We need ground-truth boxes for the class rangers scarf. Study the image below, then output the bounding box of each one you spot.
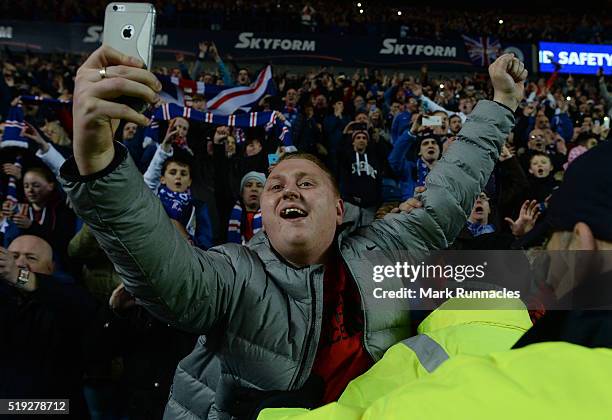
[148,102,292,146]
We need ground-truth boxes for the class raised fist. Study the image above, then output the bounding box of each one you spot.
[489,53,528,112]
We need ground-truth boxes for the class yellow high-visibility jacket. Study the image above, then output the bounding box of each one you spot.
[260,343,612,420]
[258,298,531,420]
[360,342,612,420]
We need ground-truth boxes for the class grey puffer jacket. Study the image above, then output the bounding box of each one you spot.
[60,100,514,419]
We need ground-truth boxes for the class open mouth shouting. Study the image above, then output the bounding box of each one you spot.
[280,206,309,221]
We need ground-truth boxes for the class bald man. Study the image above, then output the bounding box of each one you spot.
[0,235,54,291]
[0,235,96,418]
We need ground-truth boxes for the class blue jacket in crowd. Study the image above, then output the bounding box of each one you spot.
[386,111,418,201]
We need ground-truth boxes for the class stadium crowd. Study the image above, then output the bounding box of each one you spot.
[0,33,611,420]
[1,0,610,43]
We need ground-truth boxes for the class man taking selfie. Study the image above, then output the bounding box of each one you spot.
[59,46,526,419]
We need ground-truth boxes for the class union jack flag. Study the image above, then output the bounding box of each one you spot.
[462,35,502,67]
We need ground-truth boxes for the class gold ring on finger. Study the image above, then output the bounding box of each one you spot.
[99,67,107,80]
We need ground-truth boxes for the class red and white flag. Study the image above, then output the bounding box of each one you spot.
[157,66,274,116]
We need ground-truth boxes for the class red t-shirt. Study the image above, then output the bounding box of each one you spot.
[310,257,373,403]
[244,211,256,241]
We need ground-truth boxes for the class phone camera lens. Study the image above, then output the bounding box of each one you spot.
[112,5,118,11]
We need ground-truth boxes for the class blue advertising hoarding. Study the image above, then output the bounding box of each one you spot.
[539,42,612,75]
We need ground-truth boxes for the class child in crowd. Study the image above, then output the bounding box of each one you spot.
[227,171,265,244]
[526,153,560,205]
[144,118,213,248]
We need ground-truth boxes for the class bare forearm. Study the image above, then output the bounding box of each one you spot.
[76,148,116,175]
[493,93,520,113]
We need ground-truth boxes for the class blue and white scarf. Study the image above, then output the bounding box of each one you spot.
[227,201,262,244]
[466,221,496,237]
[146,103,293,146]
[21,95,72,106]
[158,185,193,228]
[1,105,28,149]
[416,158,430,187]
[1,97,71,149]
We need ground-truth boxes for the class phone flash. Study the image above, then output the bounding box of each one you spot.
[566,96,571,101]
[439,83,444,89]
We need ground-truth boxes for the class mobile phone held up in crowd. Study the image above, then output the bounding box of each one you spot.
[604,117,610,130]
[422,115,442,127]
[268,153,280,166]
[103,3,156,112]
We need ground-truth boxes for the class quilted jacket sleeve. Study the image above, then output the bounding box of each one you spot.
[59,144,237,334]
[363,100,515,251]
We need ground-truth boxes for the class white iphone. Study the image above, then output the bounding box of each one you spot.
[422,115,442,127]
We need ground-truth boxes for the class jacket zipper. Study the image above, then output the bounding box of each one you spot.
[293,275,317,389]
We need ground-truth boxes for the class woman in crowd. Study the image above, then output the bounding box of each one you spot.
[1,166,75,267]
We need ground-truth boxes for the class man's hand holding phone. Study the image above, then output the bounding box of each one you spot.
[410,113,423,134]
[73,45,162,175]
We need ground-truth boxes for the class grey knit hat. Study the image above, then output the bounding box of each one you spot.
[240,171,266,191]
